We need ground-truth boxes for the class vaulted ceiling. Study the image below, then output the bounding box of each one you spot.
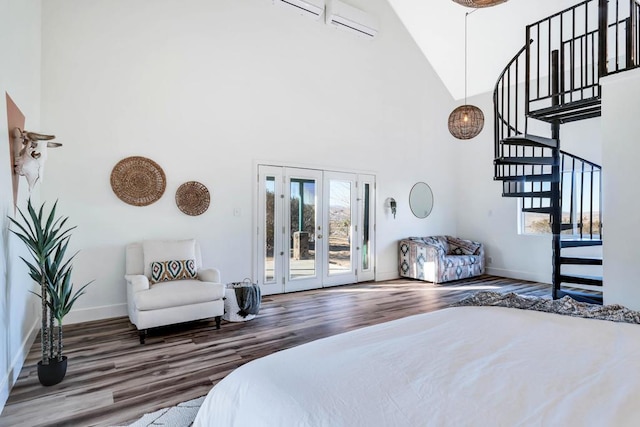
[387,0,584,100]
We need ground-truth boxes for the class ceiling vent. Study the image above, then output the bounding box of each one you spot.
[327,0,378,39]
[275,0,325,20]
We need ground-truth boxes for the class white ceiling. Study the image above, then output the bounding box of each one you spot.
[386,0,584,100]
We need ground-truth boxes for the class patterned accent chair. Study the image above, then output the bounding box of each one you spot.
[398,236,485,284]
[125,239,225,344]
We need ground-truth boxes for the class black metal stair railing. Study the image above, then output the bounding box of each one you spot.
[493,42,554,220]
[498,150,602,242]
[602,0,640,75]
[494,0,638,221]
[495,0,640,155]
[558,150,602,240]
[526,0,600,119]
[494,43,528,165]
[555,148,603,304]
[525,0,640,122]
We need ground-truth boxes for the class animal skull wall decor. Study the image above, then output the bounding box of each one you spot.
[13,127,62,191]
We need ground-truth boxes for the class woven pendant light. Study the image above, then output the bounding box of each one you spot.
[448,11,484,140]
[452,0,509,8]
[448,105,484,139]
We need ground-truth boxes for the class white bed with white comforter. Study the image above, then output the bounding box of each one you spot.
[194,301,640,426]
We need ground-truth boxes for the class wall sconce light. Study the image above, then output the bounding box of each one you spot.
[386,197,397,219]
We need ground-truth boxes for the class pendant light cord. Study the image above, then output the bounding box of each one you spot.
[464,9,478,106]
[464,12,467,105]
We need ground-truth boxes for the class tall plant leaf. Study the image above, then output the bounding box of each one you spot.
[8,198,92,364]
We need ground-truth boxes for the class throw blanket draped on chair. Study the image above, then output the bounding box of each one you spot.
[234,284,261,318]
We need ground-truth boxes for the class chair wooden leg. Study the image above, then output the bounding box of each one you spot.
[139,329,147,344]
[215,316,221,329]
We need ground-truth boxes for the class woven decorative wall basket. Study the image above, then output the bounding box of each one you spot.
[176,181,210,216]
[110,156,166,206]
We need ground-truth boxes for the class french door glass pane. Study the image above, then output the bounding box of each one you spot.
[290,179,316,280]
[328,179,352,276]
[362,183,370,270]
[264,176,275,283]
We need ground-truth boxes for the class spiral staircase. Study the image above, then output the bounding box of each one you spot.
[493,0,640,304]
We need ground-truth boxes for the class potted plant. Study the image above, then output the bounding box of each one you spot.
[8,199,92,386]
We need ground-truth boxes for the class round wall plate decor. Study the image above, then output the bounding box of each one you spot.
[110,156,166,206]
[176,181,210,216]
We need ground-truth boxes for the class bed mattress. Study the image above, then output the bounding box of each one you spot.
[194,305,640,426]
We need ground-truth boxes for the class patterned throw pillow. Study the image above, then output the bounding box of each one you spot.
[451,247,465,255]
[447,237,481,255]
[150,259,197,284]
[142,239,196,278]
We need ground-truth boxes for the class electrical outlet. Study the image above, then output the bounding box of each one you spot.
[233,208,241,217]
[487,256,493,265]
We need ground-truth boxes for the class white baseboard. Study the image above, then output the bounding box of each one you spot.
[485,267,551,285]
[0,317,39,413]
[376,268,549,285]
[64,303,128,325]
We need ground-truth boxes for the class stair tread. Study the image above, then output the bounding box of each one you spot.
[502,191,552,198]
[531,108,601,124]
[529,97,601,123]
[521,207,552,214]
[495,157,558,166]
[560,256,603,265]
[494,173,557,182]
[559,274,603,286]
[560,239,603,248]
[502,134,559,149]
[560,273,603,280]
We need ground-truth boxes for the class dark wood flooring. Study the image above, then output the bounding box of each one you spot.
[0,275,552,427]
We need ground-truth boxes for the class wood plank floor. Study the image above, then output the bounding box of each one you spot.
[0,275,552,427]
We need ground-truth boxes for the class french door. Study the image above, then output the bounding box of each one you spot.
[257,165,375,295]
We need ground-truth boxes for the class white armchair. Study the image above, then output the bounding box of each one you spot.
[125,239,225,344]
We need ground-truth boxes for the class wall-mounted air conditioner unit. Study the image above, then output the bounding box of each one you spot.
[274,0,325,20]
[326,0,378,39]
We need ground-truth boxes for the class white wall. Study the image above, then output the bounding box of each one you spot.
[0,0,42,411]
[453,90,552,283]
[601,67,640,310]
[39,0,459,323]
[388,0,594,100]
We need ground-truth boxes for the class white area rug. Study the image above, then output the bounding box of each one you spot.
[120,396,205,427]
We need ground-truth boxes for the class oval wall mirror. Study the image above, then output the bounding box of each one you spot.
[409,182,434,219]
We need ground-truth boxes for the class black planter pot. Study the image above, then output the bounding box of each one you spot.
[37,356,67,386]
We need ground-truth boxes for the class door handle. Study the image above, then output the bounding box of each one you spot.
[317,234,323,239]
